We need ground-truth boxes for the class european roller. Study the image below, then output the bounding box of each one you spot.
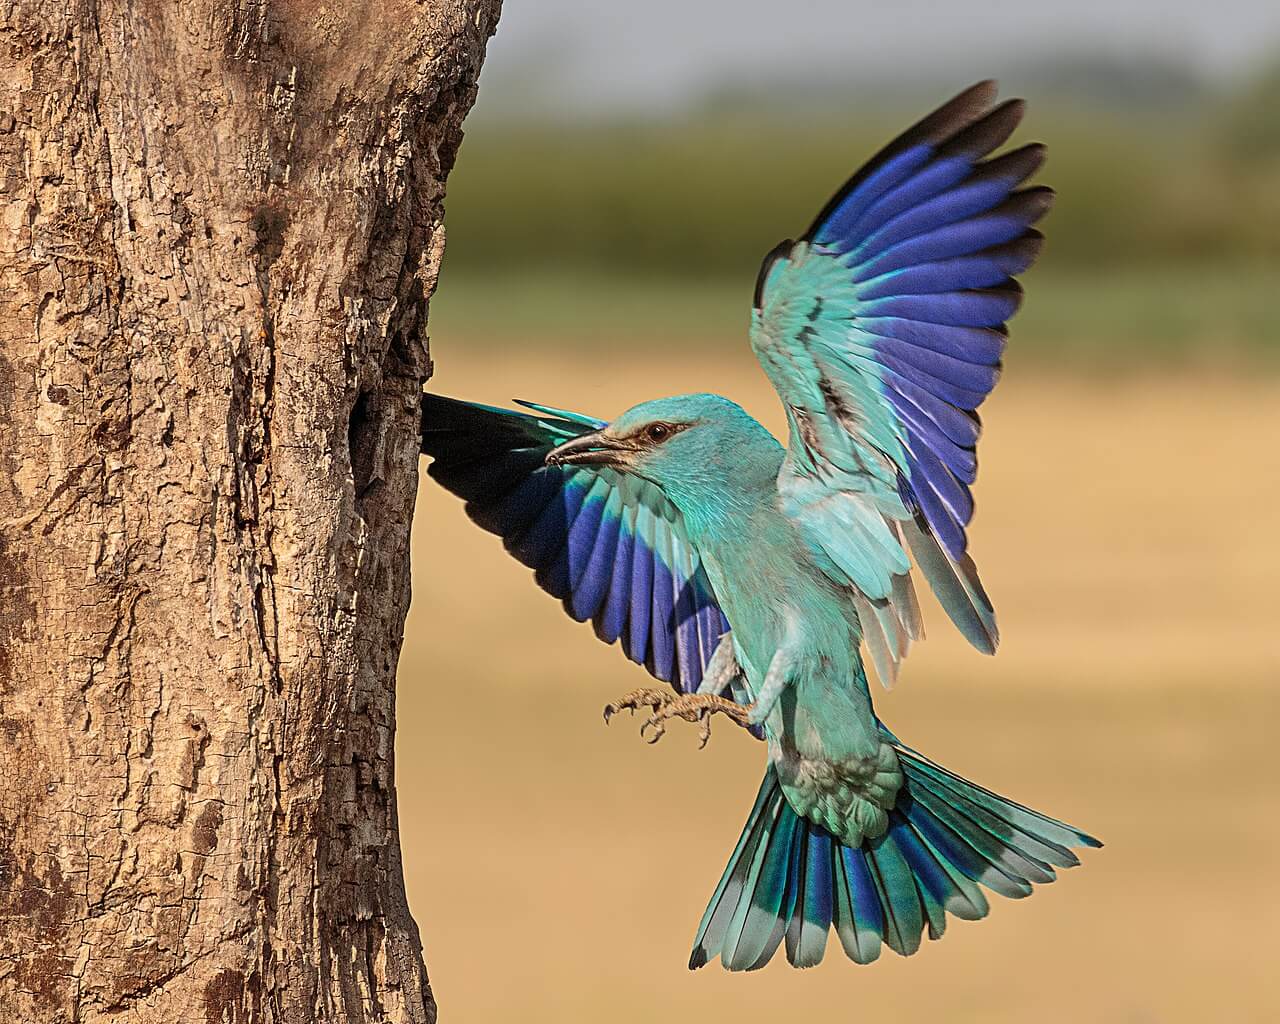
[421,82,1099,971]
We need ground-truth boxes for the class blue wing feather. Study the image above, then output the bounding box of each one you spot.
[648,527,677,681]
[595,506,633,643]
[852,190,1051,280]
[627,513,654,663]
[888,374,981,448]
[878,354,991,415]
[855,235,1041,298]
[872,334,1000,393]
[858,317,1007,364]
[566,477,609,592]
[840,155,974,243]
[422,393,727,696]
[582,531,619,612]
[817,146,935,243]
[572,495,619,621]
[859,285,1022,328]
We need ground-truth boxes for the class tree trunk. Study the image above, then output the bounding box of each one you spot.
[0,3,498,1021]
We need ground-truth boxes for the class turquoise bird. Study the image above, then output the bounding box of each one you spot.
[421,82,1098,971]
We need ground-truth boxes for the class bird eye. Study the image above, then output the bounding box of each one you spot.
[645,423,672,443]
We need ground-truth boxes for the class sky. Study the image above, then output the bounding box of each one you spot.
[478,0,1280,115]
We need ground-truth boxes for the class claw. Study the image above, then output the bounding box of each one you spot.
[697,711,713,750]
[640,716,667,744]
[603,688,754,747]
[603,687,676,730]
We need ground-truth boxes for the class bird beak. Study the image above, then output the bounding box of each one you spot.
[545,430,634,469]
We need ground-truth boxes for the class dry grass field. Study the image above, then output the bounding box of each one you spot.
[397,344,1280,1023]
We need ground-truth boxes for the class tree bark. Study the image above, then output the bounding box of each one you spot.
[0,3,498,1021]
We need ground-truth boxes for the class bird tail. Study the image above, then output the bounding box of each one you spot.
[689,739,1100,971]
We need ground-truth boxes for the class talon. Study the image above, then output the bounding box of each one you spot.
[603,690,754,747]
[641,716,667,743]
[697,711,713,749]
[602,687,674,728]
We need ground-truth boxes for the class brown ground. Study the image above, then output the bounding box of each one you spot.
[398,346,1280,1023]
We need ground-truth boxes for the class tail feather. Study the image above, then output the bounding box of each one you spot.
[903,750,1092,858]
[722,799,798,970]
[689,780,782,970]
[903,784,1044,895]
[900,815,991,922]
[786,829,835,967]
[887,817,958,937]
[691,742,1098,971]
[832,843,883,964]
[867,832,925,956]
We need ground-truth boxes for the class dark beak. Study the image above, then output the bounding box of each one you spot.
[545,430,633,469]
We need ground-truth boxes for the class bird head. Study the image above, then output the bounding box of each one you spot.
[544,393,780,513]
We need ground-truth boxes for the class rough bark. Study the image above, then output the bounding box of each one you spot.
[0,3,498,1021]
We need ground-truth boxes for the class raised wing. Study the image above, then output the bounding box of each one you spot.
[750,81,1052,681]
[421,394,730,695]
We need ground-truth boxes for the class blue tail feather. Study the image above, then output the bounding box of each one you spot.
[838,841,885,963]
[890,816,956,938]
[866,831,924,956]
[787,830,834,967]
[690,740,1098,971]
[688,780,780,971]
[722,799,798,970]
[903,783,1046,893]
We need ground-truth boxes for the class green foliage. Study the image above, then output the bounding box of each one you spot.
[444,106,1278,276]
[436,67,1279,363]
[1216,58,1280,162]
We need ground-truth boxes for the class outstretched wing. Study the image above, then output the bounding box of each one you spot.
[750,81,1052,683]
[421,393,730,695]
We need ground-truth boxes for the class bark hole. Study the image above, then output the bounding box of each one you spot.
[350,388,383,499]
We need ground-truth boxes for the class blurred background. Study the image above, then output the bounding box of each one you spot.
[399,2,1280,1021]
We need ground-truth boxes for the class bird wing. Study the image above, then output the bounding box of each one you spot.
[422,393,731,696]
[749,81,1052,684]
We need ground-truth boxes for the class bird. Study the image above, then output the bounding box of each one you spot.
[420,81,1099,971]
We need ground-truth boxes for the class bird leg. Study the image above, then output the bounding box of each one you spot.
[695,633,740,696]
[603,688,754,748]
[747,644,797,725]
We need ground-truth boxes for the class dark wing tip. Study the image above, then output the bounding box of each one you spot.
[986,278,1025,320]
[1008,228,1047,268]
[802,81,1008,242]
[753,239,795,310]
[1003,185,1057,225]
[1026,184,1056,215]
[973,142,1048,189]
[918,80,1002,145]
[939,98,1027,159]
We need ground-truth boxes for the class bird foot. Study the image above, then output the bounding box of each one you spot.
[603,688,754,748]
